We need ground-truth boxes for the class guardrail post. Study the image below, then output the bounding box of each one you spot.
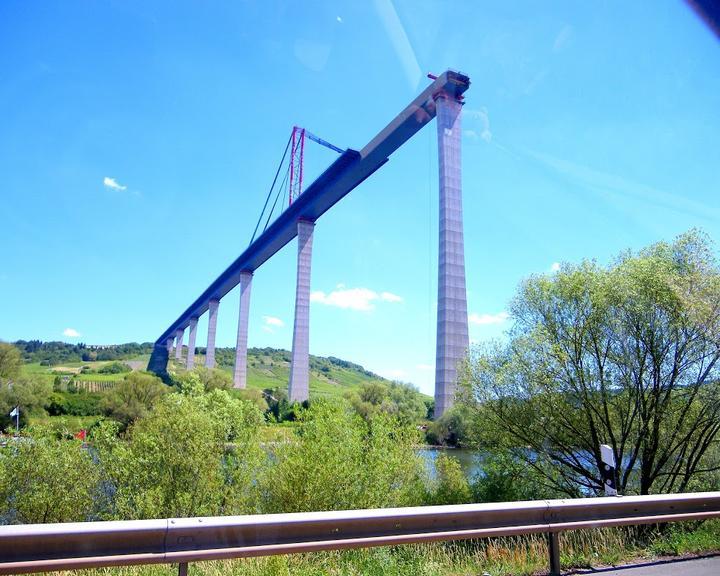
[547,531,561,576]
[178,562,188,576]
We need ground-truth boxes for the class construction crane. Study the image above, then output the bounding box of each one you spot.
[288,126,344,205]
[249,126,344,245]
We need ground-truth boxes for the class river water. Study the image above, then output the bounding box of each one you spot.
[417,447,484,481]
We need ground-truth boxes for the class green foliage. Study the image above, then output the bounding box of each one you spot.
[426,404,473,447]
[205,346,404,402]
[98,362,132,374]
[263,387,301,423]
[650,519,720,556]
[0,343,22,383]
[261,401,425,512]
[173,366,233,393]
[426,453,472,505]
[102,371,168,427]
[466,230,720,495]
[47,390,103,417]
[471,452,560,503]
[346,381,427,425]
[96,389,264,519]
[232,388,268,413]
[12,341,153,366]
[0,429,101,523]
[0,378,53,430]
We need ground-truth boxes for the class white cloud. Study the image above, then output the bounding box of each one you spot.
[311,286,403,311]
[63,328,81,338]
[380,291,403,303]
[469,311,509,326]
[551,262,561,272]
[262,326,274,334]
[336,16,343,23]
[464,107,492,142]
[263,316,284,327]
[416,364,433,371]
[103,176,127,191]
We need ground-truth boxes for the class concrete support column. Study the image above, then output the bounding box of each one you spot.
[206,298,220,368]
[166,338,173,354]
[233,271,253,389]
[175,328,184,361]
[434,93,469,419]
[186,317,198,370]
[288,219,314,403]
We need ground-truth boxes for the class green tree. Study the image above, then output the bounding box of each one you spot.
[466,230,720,495]
[0,343,22,383]
[98,362,132,374]
[0,430,102,523]
[427,453,472,505]
[471,452,559,503]
[0,378,52,431]
[346,381,427,425]
[426,404,473,447]
[102,371,168,428]
[97,389,264,519]
[174,366,233,392]
[261,401,424,513]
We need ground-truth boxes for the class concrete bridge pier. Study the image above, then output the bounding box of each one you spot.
[434,91,469,419]
[233,271,253,388]
[147,341,171,377]
[175,328,184,361]
[288,219,314,403]
[206,298,220,368]
[186,317,198,370]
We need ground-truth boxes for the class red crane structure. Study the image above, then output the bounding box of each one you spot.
[288,126,344,205]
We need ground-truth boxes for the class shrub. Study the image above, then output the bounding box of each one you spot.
[98,362,132,374]
[427,453,472,505]
[261,401,424,513]
[96,389,264,519]
[46,391,103,417]
[0,430,102,523]
[102,371,167,427]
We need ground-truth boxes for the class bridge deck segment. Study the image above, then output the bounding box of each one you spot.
[155,70,470,346]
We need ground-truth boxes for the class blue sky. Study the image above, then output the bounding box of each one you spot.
[1,1,719,394]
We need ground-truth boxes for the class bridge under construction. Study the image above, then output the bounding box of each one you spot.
[148,70,471,418]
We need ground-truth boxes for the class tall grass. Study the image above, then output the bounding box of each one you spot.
[66,522,720,576]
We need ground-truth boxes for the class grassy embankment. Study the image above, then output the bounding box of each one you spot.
[58,521,720,576]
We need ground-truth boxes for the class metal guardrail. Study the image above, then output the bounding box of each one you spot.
[1,492,719,575]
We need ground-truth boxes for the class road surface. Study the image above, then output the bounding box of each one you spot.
[570,555,720,575]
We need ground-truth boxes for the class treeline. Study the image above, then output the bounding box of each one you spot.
[0,391,478,524]
[13,341,154,365]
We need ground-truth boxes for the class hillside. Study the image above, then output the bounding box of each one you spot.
[14,341,423,401]
[169,346,409,399]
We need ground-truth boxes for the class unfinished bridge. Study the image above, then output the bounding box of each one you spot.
[148,70,471,418]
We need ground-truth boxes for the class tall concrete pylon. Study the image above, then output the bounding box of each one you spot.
[174,328,184,361]
[288,219,315,403]
[206,298,220,368]
[186,317,198,370]
[434,92,469,419]
[233,271,253,388]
